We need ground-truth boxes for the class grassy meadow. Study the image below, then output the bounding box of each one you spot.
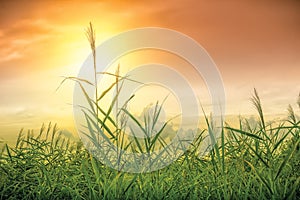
[0,94,299,199]
[1,24,299,199]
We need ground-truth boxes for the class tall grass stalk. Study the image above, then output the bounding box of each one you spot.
[86,22,98,117]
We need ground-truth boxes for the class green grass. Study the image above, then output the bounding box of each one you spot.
[0,96,299,199]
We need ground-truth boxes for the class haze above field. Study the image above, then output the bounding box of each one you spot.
[0,0,299,143]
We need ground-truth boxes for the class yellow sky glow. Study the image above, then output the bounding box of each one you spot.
[0,0,299,143]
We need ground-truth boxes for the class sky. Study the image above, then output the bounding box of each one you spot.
[0,0,299,143]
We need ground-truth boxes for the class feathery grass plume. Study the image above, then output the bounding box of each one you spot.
[287,104,297,125]
[251,88,266,131]
[85,22,98,117]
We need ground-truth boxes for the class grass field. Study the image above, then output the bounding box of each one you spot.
[0,94,299,199]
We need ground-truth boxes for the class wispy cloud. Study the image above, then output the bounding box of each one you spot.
[0,19,57,63]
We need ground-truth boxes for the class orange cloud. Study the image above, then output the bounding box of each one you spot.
[0,0,299,143]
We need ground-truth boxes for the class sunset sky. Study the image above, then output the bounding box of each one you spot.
[0,0,299,143]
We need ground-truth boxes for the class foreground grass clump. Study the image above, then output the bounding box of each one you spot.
[0,99,299,200]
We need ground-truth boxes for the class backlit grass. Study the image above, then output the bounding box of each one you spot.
[1,24,299,199]
[0,95,299,199]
